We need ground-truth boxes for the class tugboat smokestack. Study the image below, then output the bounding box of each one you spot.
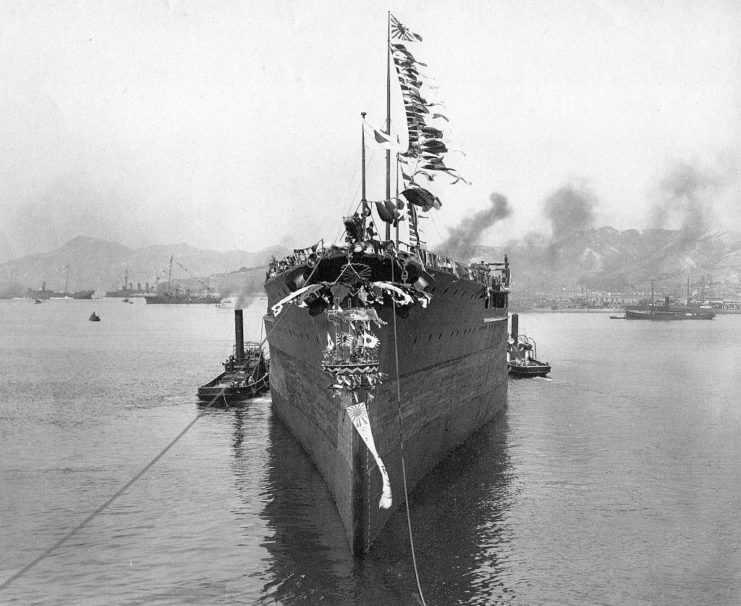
[234,309,245,362]
[511,313,519,342]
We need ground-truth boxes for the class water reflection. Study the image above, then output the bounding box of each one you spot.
[369,411,518,605]
[227,399,516,605]
[247,410,359,604]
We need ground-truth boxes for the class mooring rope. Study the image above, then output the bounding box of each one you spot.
[390,260,428,606]
[0,265,322,592]
[0,396,215,591]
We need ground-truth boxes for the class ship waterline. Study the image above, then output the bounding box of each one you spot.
[265,257,508,552]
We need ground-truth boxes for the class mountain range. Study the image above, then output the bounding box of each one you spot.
[0,236,288,298]
[2,228,741,300]
[469,227,741,298]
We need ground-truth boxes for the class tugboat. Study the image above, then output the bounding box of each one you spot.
[507,314,551,377]
[197,309,270,404]
[89,312,101,322]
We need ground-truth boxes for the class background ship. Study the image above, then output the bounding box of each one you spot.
[105,269,154,298]
[625,279,715,320]
[144,256,219,304]
[26,265,94,300]
[145,290,219,305]
[25,281,63,300]
[263,14,510,554]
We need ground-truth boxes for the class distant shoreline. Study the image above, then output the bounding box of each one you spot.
[510,308,620,314]
[511,307,741,315]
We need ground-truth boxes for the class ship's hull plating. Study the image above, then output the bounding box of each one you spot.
[265,264,508,553]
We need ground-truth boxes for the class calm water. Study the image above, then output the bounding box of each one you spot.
[1,299,740,604]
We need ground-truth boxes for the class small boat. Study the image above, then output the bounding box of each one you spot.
[507,313,551,377]
[609,315,625,319]
[34,299,42,304]
[123,298,130,303]
[89,312,101,322]
[507,357,551,377]
[197,310,270,405]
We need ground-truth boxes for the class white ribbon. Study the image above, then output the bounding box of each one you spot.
[346,402,392,509]
[372,281,416,306]
[271,285,313,316]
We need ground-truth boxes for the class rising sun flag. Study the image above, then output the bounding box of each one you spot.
[363,118,403,151]
[346,401,392,509]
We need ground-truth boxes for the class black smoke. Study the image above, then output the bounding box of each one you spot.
[543,184,598,242]
[650,161,719,240]
[439,192,512,261]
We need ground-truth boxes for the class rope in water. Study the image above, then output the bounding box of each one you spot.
[0,399,208,591]
[0,267,319,592]
[390,259,428,606]
[0,251,420,596]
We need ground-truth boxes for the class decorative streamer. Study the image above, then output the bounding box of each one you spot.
[390,14,468,188]
[346,402,393,509]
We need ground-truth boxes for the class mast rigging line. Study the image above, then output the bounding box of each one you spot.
[390,260,428,606]
[0,259,331,593]
[334,148,377,246]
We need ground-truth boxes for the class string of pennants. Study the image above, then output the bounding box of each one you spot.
[390,14,469,188]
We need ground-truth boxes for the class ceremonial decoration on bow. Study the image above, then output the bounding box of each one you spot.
[347,400,393,509]
[270,271,431,319]
[323,307,385,391]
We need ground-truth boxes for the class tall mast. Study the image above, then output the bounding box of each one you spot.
[394,155,400,247]
[361,112,368,232]
[167,256,173,293]
[385,11,391,241]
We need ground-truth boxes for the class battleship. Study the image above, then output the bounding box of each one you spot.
[105,269,154,298]
[263,14,510,554]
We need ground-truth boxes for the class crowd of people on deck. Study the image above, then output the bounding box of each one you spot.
[265,217,510,292]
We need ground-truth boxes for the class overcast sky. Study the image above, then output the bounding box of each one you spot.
[1,0,740,261]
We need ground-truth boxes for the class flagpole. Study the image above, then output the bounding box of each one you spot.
[395,154,400,247]
[385,10,391,242]
[361,112,368,232]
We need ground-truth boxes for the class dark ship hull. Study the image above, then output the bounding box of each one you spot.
[264,250,508,553]
[145,293,219,305]
[71,290,95,300]
[105,289,151,298]
[198,311,270,404]
[624,305,715,320]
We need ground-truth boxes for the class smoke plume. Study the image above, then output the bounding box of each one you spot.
[650,161,720,239]
[439,192,512,261]
[543,184,598,242]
